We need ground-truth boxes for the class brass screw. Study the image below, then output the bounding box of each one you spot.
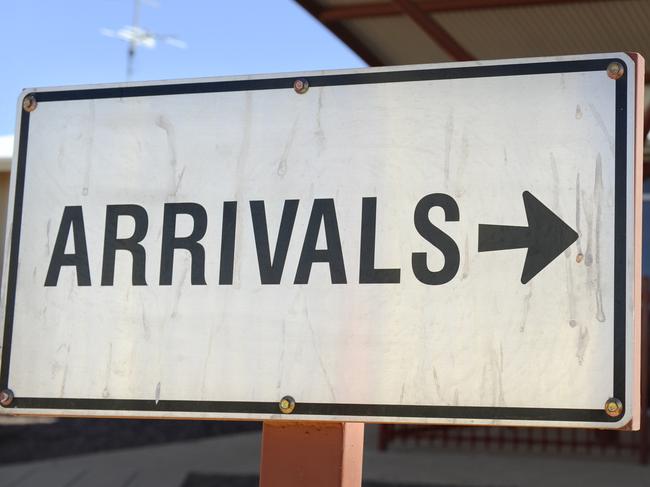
[607,62,624,80]
[279,395,296,414]
[0,389,14,407]
[604,397,623,417]
[22,95,37,112]
[293,78,309,94]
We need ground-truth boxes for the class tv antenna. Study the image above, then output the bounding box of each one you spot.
[101,0,187,80]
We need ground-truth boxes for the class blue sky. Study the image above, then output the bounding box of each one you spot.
[0,0,365,135]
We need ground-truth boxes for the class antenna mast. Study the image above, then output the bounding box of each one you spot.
[126,0,141,80]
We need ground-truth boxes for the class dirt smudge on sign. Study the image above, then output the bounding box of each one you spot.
[575,104,583,119]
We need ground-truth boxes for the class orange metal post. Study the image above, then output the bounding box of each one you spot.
[259,422,364,487]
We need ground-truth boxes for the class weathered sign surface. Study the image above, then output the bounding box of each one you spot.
[0,54,642,428]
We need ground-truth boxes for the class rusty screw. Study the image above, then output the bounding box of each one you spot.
[0,389,14,407]
[22,95,37,112]
[607,62,624,80]
[279,395,296,414]
[604,397,623,417]
[293,78,309,94]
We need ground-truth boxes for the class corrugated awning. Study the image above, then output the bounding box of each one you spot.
[296,0,650,167]
[296,0,650,70]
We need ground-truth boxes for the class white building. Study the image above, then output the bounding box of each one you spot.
[0,135,12,275]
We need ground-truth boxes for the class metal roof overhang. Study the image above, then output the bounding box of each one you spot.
[296,0,650,172]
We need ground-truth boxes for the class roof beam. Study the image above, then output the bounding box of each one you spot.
[295,0,384,66]
[320,0,619,23]
[394,0,475,61]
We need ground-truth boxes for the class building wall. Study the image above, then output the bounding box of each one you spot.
[0,172,9,278]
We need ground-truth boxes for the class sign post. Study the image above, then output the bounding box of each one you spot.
[259,422,364,487]
[0,53,644,483]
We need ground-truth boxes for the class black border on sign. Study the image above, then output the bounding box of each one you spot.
[0,58,629,423]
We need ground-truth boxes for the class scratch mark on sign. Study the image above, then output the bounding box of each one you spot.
[305,308,336,401]
[481,347,506,406]
[56,145,65,170]
[141,303,150,341]
[59,344,70,397]
[444,113,454,184]
[494,345,506,407]
[572,173,584,258]
[576,326,590,365]
[400,382,406,404]
[82,101,95,196]
[155,382,161,405]
[172,166,186,197]
[276,320,286,389]
[200,322,226,399]
[480,363,488,404]
[583,183,593,267]
[454,133,469,198]
[68,275,75,299]
[575,104,583,119]
[550,153,560,211]
[566,257,577,328]
[155,115,182,198]
[46,219,52,257]
[230,92,253,288]
[236,92,252,175]
[520,284,533,333]
[102,343,113,399]
[461,235,469,280]
[170,265,189,318]
[588,103,615,155]
[593,155,605,322]
[277,118,299,177]
[565,175,578,328]
[432,366,445,403]
[315,88,326,154]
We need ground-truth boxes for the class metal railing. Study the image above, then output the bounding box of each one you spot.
[378,279,650,464]
[379,421,649,463]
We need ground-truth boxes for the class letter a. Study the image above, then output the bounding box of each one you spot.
[44,206,91,286]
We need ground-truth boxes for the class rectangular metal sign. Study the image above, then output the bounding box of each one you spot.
[0,54,643,428]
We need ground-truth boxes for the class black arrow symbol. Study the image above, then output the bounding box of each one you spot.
[478,191,579,284]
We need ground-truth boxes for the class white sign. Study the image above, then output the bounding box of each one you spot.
[0,54,642,428]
